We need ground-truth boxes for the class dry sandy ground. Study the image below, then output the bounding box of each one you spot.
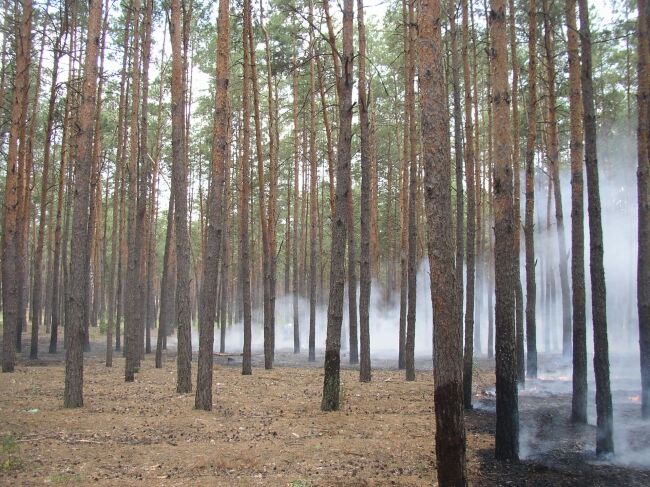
[1,338,649,486]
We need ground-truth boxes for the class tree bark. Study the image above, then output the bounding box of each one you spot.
[524,0,538,379]
[64,0,103,407]
[125,0,143,382]
[195,0,229,410]
[322,0,353,412]
[542,0,572,358]
[2,0,32,372]
[308,0,318,364]
[358,0,372,383]
[638,0,650,420]
[405,0,418,382]
[419,0,468,482]
[509,0,524,386]
[170,0,192,393]
[578,0,614,455]
[462,0,476,408]
[32,15,63,359]
[241,0,253,376]
[567,0,586,423]
[490,0,519,460]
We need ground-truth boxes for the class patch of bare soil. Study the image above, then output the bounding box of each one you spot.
[1,335,649,486]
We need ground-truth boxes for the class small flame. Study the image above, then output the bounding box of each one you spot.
[628,394,641,403]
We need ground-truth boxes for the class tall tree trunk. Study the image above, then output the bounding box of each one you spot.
[420,0,467,482]
[64,0,103,407]
[240,0,253,376]
[462,0,477,408]
[292,42,300,355]
[404,0,418,382]
[450,5,464,383]
[398,0,409,370]
[138,0,153,359]
[490,0,519,460]
[638,0,650,420]
[321,0,353,412]
[125,0,143,382]
[195,0,229,410]
[524,0,538,379]
[170,0,192,393]
[262,3,278,366]
[247,6,272,370]
[542,0,572,358]
[2,0,31,372]
[578,0,614,455]
[567,0,586,423]
[308,0,318,364]
[358,0,371,383]
[509,0,524,386]
[32,16,63,359]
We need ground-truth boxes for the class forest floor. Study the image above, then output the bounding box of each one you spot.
[1,331,650,486]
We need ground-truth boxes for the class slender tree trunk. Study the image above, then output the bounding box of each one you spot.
[462,0,476,408]
[450,6,464,384]
[398,0,409,370]
[138,0,153,359]
[170,0,192,393]
[308,0,318,364]
[292,43,300,355]
[524,0,538,379]
[490,0,519,460]
[638,0,650,420]
[64,0,103,407]
[195,0,229,410]
[405,0,418,382]
[578,0,614,455]
[358,0,371,382]
[2,0,31,372]
[509,0,524,386]
[542,0,572,358]
[262,4,278,366]
[420,0,467,482]
[32,18,63,359]
[247,7,272,370]
[125,0,143,382]
[322,0,353,412]
[241,0,253,376]
[567,0,586,423]
[347,181,359,365]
